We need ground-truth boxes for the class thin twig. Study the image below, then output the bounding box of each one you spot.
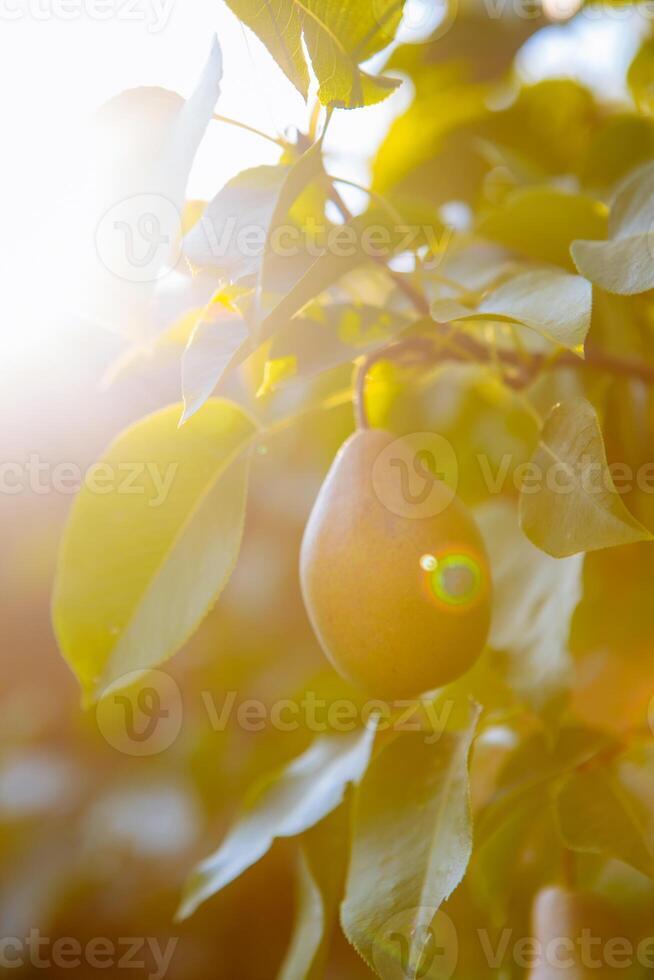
[212,113,285,148]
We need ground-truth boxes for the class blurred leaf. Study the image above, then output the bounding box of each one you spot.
[580,115,654,192]
[53,400,256,702]
[477,187,607,270]
[628,37,654,113]
[372,66,489,198]
[476,499,583,704]
[79,38,223,341]
[177,725,376,920]
[432,268,592,353]
[477,727,614,847]
[487,80,598,176]
[557,765,654,879]
[519,397,652,557]
[224,0,403,108]
[278,803,350,980]
[341,707,479,973]
[267,303,411,385]
[181,305,251,423]
[257,356,299,397]
[572,161,654,295]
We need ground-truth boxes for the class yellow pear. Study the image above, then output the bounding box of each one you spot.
[300,428,491,698]
[528,886,628,979]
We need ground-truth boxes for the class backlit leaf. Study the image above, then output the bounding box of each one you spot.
[53,400,256,702]
[177,724,376,920]
[224,0,404,108]
[181,305,251,423]
[519,397,652,557]
[572,160,654,295]
[431,269,592,353]
[78,38,223,341]
[341,707,479,974]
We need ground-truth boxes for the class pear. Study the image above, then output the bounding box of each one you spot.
[528,886,628,979]
[300,428,491,698]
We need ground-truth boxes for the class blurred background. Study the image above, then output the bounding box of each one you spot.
[1,0,653,975]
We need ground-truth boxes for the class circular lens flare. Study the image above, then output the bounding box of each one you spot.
[421,553,483,608]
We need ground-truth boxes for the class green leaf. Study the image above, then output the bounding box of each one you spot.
[177,725,376,920]
[519,397,652,557]
[557,764,654,879]
[572,161,654,295]
[278,803,350,980]
[341,707,479,974]
[431,268,592,354]
[52,400,256,703]
[476,500,583,704]
[477,187,607,271]
[181,305,251,423]
[224,0,404,108]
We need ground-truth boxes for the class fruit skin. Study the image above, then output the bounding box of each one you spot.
[300,428,491,699]
[528,887,627,979]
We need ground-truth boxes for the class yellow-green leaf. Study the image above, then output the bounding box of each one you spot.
[224,0,403,108]
[177,725,376,921]
[519,397,652,557]
[477,186,607,271]
[572,160,654,295]
[341,707,479,975]
[431,269,591,354]
[52,400,256,703]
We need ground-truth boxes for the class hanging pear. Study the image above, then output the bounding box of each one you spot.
[300,428,491,698]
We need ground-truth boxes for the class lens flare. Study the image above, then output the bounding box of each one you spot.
[421,552,483,608]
